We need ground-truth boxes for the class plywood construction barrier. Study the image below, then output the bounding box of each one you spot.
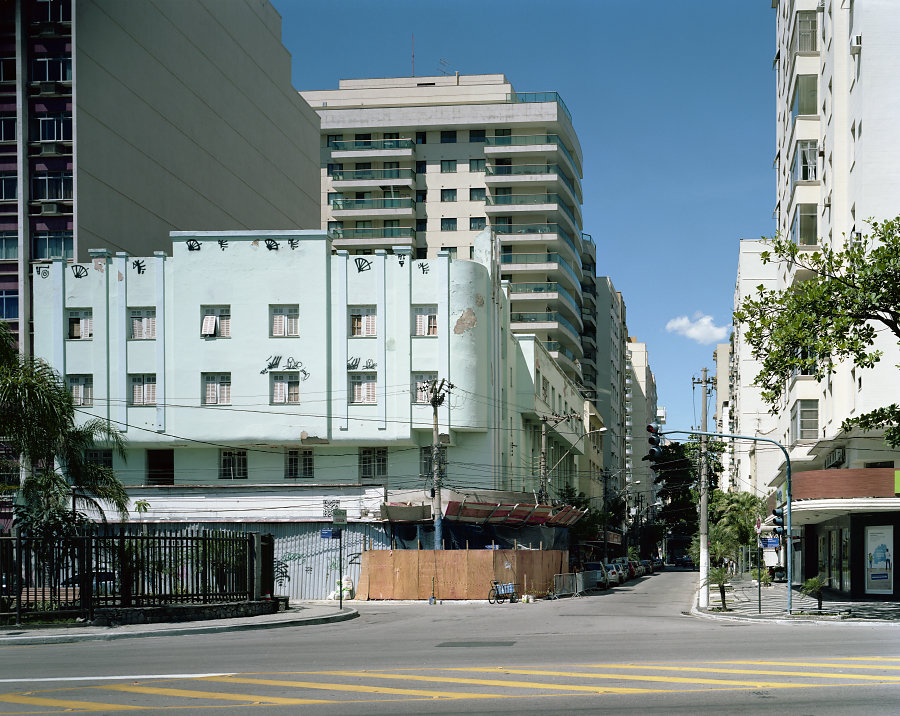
[356,548,569,600]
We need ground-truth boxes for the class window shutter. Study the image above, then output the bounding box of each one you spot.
[83,380,92,406]
[220,376,231,404]
[205,376,218,404]
[288,378,300,403]
[145,315,156,339]
[366,376,376,404]
[285,309,299,336]
[131,376,144,405]
[218,313,230,337]
[72,381,83,405]
[272,312,285,337]
[201,314,216,335]
[273,376,286,403]
[145,377,156,405]
[415,310,426,336]
[352,377,363,403]
[82,316,93,339]
[365,311,376,336]
[428,313,437,335]
[131,314,144,340]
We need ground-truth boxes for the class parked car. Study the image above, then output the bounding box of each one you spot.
[583,562,610,590]
[62,571,118,596]
[629,560,643,578]
[604,564,622,586]
[640,559,655,574]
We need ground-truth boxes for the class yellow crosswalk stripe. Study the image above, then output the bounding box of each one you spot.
[578,664,900,681]
[832,657,900,662]
[314,670,656,694]
[101,684,332,706]
[711,659,900,670]
[201,675,511,700]
[0,692,144,710]
[443,667,815,689]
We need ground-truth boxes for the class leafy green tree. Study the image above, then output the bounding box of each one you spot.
[733,217,900,446]
[0,320,129,536]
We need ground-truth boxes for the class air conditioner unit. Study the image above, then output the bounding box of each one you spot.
[40,142,62,156]
[39,82,57,95]
[850,35,862,54]
[40,202,59,215]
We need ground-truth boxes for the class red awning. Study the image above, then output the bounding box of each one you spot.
[443,500,584,527]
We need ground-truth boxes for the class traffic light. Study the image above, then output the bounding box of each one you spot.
[772,507,785,535]
[643,424,663,469]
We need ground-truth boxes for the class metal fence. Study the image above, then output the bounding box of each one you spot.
[0,529,255,624]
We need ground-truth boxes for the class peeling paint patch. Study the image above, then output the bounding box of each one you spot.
[475,294,484,307]
[118,271,124,282]
[92,259,105,273]
[454,307,477,334]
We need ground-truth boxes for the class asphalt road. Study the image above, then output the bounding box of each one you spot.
[1,570,899,715]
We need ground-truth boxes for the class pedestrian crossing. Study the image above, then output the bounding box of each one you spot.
[1,657,899,711]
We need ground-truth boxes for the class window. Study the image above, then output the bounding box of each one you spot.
[327,192,343,205]
[37,113,71,142]
[85,449,113,469]
[32,171,72,200]
[68,375,93,406]
[383,161,400,178]
[412,305,438,336]
[412,372,437,403]
[272,372,300,404]
[469,129,486,143]
[0,444,19,485]
[470,217,486,231]
[469,188,486,201]
[129,308,156,340]
[203,373,231,405]
[469,158,485,172]
[0,173,16,200]
[791,399,818,442]
[415,160,426,174]
[796,11,817,53]
[200,306,230,337]
[0,232,15,259]
[791,75,817,121]
[415,131,427,145]
[440,160,456,173]
[415,190,427,203]
[67,309,92,340]
[440,189,456,202]
[350,373,377,404]
[792,140,817,185]
[32,230,72,259]
[130,374,156,406]
[384,220,401,237]
[285,449,314,478]
[349,306,376,337]
[359,447,387,480]
[219,449,248,479]
[354,133,372,148]
[326,134,343,148]
[0,289,16,319]
[420,445,447,478]
[271,305,299,337]
[31,55,71,82]
[326,163,343,176]
[0,115,15,141]
[0,58,15,82]
[791,204,817,246]
[416,219,427,232]
[440,130,457,144]
[441,218,457,231]
[327,221,343,236]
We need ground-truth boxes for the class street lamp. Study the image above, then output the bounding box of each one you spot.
[541,426,607,503]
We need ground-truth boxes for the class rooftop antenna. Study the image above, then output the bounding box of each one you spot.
[411,33,414,77]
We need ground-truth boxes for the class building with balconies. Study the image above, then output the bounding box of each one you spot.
[625,339,659,510]
[594,277,628,486]
[732,1,900,598]
[300,75,596,397]
[0,0,321,348]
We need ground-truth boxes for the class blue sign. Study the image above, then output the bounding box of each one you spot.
[320,528,342,540]
[761,537,780,549]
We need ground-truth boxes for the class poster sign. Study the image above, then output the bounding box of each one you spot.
[865,525,893,595]
[760,537,780,549]
[332,508,347,526]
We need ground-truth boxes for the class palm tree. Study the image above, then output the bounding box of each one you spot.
[705,566,731,610]
[0,320,128,536]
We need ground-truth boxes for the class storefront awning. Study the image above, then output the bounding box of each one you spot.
[443,500,585,527]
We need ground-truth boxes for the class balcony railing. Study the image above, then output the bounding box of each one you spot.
[506,91,573,124]
[329,227,415,241]
[484,134,578,172]
[507,281,580,313]
[492,222,578,254]
[331,198,415,211]
[486,163,579,199]
[543,341,578,363]
[510,311,579,337]
[499,252,580,286]
[330,168,415,181]
[329,138,414,151]
[486,193,578,229]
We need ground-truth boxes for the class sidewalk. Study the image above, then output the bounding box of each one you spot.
[693,574,900,624]
[0,603,358,646]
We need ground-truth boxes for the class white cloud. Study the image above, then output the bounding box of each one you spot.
[665,313,730,345]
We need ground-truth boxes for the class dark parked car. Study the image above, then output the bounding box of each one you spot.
[62,571,118,596]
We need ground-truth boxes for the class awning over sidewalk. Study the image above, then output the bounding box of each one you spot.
[443,500,585,527]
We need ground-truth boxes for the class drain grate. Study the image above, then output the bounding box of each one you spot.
[437,641,515,648]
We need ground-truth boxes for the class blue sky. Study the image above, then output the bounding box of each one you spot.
[271,0,776,434]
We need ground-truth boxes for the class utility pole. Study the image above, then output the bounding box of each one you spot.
[429,379,453,550]
[602,470,609,562]
[695,367,712,608]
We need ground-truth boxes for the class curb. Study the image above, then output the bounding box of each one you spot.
[0,608,359,646]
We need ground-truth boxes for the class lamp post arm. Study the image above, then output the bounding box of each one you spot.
[660,428,793,614]
[548,428,607,475]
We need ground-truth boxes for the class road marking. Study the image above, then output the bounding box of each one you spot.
[443,667,813,689]
[202,675,510,700]
[314,670,655,694]
[577,664,900,682]
[0,692,144,710]
[101,684,332,705]
[0,673,235,684]
[704,660,900,672]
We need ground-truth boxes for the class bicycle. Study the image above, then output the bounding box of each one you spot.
[488,580,518,604]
